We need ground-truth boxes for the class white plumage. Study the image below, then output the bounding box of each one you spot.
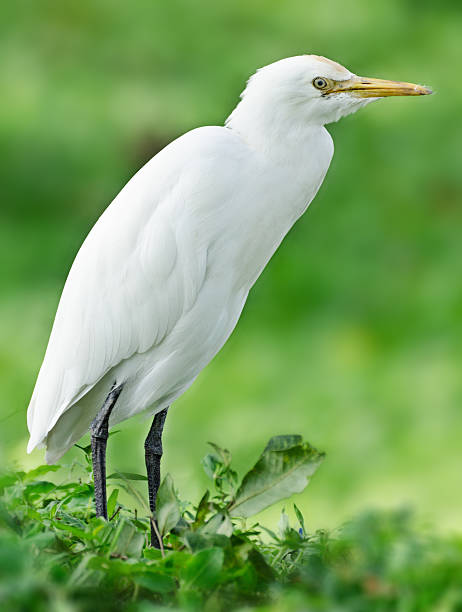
[27,55,430,463]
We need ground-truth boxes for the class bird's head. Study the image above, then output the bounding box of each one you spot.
[227,55,432,144]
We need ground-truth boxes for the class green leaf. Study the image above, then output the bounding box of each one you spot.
[0,473,20,491]
[23,465,60,482]
[107,472,148,481]
[107,488,119,518]
[143,547,163,561]
[181,547,224,589]
[201,454,220,481]
[216,514,233,536]
[134,572,176,593]
[157,474,180,536]
[25,532,56,549]
[24,481,56,496]
[75,443,92,455]
[108,519,145,558]
[201,512,233,537]
[193,490,210,528]
[113,482,149,512]
[53,520,90,540]
[183,532,229,553]
[88,556,146,575]
[256,524,280,542]
[207,442,232,467]
[228,435,325,518]
[247,548,276,582]
[278,508,290,538]
[294,503,306,534]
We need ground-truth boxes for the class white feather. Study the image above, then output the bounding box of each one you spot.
[27,56,345,463]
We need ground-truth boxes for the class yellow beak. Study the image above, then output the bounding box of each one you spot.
[330,76,432,98]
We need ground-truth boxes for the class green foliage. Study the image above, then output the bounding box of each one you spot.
[156,474,181,537]
[229,435,325,518]
[1,436,462,611]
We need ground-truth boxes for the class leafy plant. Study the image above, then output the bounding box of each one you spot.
[1,435,461,611]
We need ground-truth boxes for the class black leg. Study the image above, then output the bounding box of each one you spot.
[90,383,124,519]
[145,407,169,548]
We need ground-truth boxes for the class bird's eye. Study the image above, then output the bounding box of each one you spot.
[313,77,329,90]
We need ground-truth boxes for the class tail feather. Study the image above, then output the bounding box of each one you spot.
[41,375,113,464]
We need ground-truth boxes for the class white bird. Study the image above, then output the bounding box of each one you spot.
[27,55,430,545]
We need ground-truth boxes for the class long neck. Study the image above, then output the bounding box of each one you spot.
[225,95,325,162]
[224,89,334,291]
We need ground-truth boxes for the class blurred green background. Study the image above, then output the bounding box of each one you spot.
[1,0,461,531]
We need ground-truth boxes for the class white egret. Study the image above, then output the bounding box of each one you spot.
[27,55,431,546]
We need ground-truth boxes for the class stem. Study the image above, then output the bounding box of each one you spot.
[150,516,165,558]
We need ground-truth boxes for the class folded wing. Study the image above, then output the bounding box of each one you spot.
[26,134,216,452]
